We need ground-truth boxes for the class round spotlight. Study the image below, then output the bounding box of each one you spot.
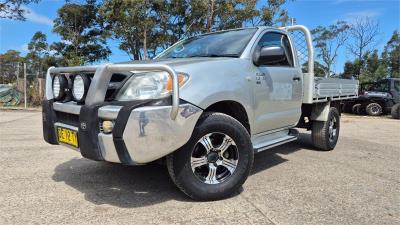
[72,74,90,103]
[52,75,67,100]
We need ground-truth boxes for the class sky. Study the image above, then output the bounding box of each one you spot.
[0,0,399,73]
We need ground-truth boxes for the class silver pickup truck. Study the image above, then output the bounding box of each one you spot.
[42,25,358,200]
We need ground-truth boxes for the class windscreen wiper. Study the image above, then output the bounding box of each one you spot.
[188,54,239,58]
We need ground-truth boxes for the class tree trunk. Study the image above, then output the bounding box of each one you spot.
[206,0,215,32]
[143,25,148,60]
[326,63,331,78]
[355,41,364,79]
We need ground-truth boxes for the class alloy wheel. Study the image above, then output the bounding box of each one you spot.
[328,116,338,143]
[190,132,239,184]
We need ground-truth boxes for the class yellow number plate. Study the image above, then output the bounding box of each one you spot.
[57,127,79,148]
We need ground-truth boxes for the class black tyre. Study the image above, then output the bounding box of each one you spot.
[352,103,362,115]
[312,107,340,151]
[366,103,382,116]
[342,102,353,113]
[391,103,400,119]
[167,112,254,200]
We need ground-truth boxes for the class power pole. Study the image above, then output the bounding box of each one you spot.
[16,62,20,83]
[24,63,27,109]
[38,71,42,98]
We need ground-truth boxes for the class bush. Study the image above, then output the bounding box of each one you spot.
[27,81,44,106]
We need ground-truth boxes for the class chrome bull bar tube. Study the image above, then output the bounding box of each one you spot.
[281,25,315,104]
[45,64,180,120]
[283,25,314,75]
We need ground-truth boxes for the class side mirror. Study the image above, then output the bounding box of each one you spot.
[253,46,286,66]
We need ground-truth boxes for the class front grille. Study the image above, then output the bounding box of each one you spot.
[99,121,104,133]
[105,73,129,101]
[55,111,80,127]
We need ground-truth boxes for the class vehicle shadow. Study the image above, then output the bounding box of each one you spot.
[52,132,316,207]
[251,132,314,175]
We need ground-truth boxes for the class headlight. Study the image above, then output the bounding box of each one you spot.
[115,72,188,101]
[72,74,90,103]
[52,75,67,100]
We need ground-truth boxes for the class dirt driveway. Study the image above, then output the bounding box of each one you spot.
[0,111,399,224]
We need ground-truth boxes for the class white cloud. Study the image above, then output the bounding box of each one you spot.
[335,0,371,4]
[332,9,382,24]
[20,44,29,54]
[345,10,381,19]
[342,9,382,22]
[22,6,54,27]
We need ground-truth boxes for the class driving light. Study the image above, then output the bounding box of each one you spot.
[115,72,188,101]
[102,121,114,134]
[52,75,68,100]
[72,74,90,103]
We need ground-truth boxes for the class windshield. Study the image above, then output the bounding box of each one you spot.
[156,28,257,59]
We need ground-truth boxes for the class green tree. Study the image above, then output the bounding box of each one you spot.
[346,30,400,82]
[347,17,379,78]
[192,0,292,33]
[342,61,358,79]
[258,0,293,26]
[51,0,110,66]
[0,0,40,20]
[25,31,48,76]
[302,61,327,77]
[100,0,293,60]
[363,50,381,81]
[100,0,159,60]
[357,50,382,82]
[344,50,389,83]
[382,30,400,78]
[0,50,22,83]
[312,21,349,77]
[154,0,189,49]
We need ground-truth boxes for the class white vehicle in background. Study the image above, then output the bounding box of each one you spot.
[43,25,358,200]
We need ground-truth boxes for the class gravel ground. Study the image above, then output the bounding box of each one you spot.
[0,111,399,225]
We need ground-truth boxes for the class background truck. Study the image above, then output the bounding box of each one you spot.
[343,78,400,116]
[42,25,358,200]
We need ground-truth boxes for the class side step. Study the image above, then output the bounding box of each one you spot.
[253,129,299,153]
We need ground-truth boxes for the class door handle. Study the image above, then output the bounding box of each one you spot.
[292,76,301,81]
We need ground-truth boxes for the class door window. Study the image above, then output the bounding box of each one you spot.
[394,80,400,92]
[257,32,294,67]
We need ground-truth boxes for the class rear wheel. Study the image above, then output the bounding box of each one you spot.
[342,102,353,113]
[352,103,362,115]
[366,103,382,116]
[167,112,254,200]
[391,103,400,119]
[312,107,340,151]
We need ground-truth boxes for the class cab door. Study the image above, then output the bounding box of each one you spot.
[252,31,303,134]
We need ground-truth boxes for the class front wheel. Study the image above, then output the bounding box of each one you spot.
[312,107,340,151]
[167,112,254,200]
[366,103,382,116]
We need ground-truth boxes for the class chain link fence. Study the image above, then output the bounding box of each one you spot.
[0,62,45,107]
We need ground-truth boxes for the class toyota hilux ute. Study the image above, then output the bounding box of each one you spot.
[42,25,358,200]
